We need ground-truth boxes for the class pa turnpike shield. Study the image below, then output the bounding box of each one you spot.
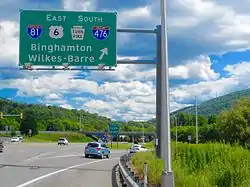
[27,25,42,39]
[92,26,110,40]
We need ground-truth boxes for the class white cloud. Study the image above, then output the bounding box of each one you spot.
[60,103,73,109]
[87,55,218,82]
[224,61,250,88]
[171,77,239,104]
[170,56,219,81]
[46,93,61,100]
[0,21,19,66]
[167,0,250,56]
[62,0,96,11]
[117,6,153,28]
[9,71,100,97]
[224,61,250,76]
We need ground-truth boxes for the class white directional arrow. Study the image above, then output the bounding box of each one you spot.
[99,48,108,60]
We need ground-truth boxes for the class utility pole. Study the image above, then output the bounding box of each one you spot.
[182,87,199,144]
[195,96,198,144]
[142,122,145,144]
[173,115,177,147]
[79,115,83,131]
[80,116,82,130]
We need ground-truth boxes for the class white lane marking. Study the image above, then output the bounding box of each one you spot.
[41,154,83,159]
[16,157,120,187]
[22,152,56,162]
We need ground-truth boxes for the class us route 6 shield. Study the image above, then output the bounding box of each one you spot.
[49,25,64,39]
[27,25,42,39]
[92,26,110,40]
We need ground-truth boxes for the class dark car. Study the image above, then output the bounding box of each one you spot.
[0,142,4,152]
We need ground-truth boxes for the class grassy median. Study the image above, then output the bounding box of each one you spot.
[23,132,93,143]
[131,142,250,187]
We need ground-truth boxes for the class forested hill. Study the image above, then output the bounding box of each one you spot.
[147,88,250,123]
[172,88,250,117]
[0,98,155,132]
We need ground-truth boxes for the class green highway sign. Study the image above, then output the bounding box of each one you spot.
[19,10,117,67]
[109,124,120,137]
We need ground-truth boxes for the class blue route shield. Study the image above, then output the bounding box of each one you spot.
[92,26,110,40]
[27,25,42,39]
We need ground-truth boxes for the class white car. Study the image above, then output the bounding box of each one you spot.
[58,137,68,145]
[129,144,147,153]
[17,135,23,141]
[11,137,20,143]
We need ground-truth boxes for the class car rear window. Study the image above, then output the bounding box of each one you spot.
[87,143,99,148]
[59,138,65,141]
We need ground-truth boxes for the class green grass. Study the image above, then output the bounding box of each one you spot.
[0,133,11,137]
[23,132,93,143]
[107,142,133,149]
[131,142,250,187]
[107,142,154,150]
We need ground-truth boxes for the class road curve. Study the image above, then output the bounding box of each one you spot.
[0,142,126,187]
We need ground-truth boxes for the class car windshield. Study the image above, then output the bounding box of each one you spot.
[87,143,99,148]
[59,138,65,141]
[133,145,140,148]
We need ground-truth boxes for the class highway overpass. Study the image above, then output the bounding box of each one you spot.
[0,131,156,136]
[81,131,155,136]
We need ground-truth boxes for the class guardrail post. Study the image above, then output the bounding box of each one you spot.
[144,162,148,187]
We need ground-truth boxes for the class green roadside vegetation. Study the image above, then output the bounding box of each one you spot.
[132,142,250,187]
[131,97,250,186]
[0,133,11,137]
[107,142,133,149]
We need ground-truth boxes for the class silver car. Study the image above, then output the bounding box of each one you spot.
[84,142,110,159]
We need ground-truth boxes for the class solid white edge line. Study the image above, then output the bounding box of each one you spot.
[15,157,120,187]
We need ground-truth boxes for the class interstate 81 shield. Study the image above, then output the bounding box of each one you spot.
[27,25,42,39]
[92,26,110,40]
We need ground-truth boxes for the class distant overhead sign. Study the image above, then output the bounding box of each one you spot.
[19,10,117,67]
[109,124,120,137]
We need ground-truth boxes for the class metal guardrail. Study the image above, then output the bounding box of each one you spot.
[118,154,147,187]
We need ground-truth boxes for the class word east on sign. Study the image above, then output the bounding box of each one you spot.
[19,10,117,67]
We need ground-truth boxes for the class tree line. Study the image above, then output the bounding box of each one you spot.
[1,97,250,147]
[0,99,155,136]
[173,97,250,147]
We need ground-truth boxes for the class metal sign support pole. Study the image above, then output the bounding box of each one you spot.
[156,25,162,158]
[160,0,174,186]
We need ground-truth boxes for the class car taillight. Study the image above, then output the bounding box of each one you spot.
[96,148,101,151]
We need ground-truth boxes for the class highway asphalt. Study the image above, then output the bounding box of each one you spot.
[0,142,126,187]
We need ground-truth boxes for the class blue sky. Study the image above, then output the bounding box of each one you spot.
[1,0,250,121]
